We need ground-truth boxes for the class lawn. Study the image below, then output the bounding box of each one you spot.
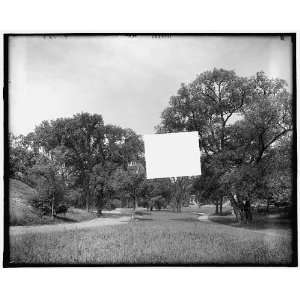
[9,210,293,265]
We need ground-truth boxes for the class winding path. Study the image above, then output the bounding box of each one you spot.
[10,216,131,236]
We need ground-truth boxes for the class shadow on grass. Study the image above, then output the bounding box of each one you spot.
[209,214,292,231]
[100,213,131,219]
[135,211,152,216]
[170,217,199,223]
[135,217,153,222]
[54,215,78,223]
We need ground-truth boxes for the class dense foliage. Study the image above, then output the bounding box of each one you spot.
[9,113,172,216]
[157,69,293,223]
[9,69,293,223]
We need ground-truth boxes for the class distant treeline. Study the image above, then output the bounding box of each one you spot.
[9,113,175,216]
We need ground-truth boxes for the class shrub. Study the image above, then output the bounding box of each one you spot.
[65,189,82,207]
[104,201,114,211]
[111,198,122,209]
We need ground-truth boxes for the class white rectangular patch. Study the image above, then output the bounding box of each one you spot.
[143,131,201,179]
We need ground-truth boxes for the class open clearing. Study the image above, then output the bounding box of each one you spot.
[9,209,292,265]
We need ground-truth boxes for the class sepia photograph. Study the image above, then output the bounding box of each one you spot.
[3,34,297,266]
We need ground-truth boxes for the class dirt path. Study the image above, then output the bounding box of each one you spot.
[10,216,131,236]
[196,212,209,221]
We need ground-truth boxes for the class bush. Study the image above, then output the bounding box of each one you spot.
[31,178,67,216]
[55,205,68,215]
[153,196,167,210]
[111,199,122,209]
[104,201,114,211]
[65,189,82,207]
[103,198,122,210]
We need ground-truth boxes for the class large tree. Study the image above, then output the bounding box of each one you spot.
[157,68,252,214]
[157,69,292,222]
[33,113,106,210]
[32,113,144,211]
[220,75,292,222]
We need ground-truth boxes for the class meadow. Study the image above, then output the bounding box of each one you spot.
[9,209,293,265]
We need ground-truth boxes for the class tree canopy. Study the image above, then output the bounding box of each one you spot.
[157,68,293,222]
[10,112,145,215]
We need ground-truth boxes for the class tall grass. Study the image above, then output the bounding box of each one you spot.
[9,211,292,265]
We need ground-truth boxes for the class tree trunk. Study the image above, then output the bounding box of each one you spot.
[83,174,92,212]
[133,197,136,210]
[86,198,89,211]
[215,199,219,214]
[229,194,252,224]
[131,196,136,220]
[176,192,182,213]
[172,178,183,213]
[173,205,176,212]
[266,198,270,213]
[244,200,252,222]
[51,195,55,218]
[219,197,223,215]
[96,188,104,217]
[85,187,90,211]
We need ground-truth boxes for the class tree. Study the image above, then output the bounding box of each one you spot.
[56,113,106,211]
[32,113,144,212]
[90,161,118,215]
[90,125,144,215]
[170,177,193,212]
[9,133,39,179]
[264,136,292,206]
[29,156,66,217]
[157,69,292,222]
[140,178,172,210]
[157,68,252,213]
[33,113,108,210]
[221,79,292,222]
[111,162,145,218]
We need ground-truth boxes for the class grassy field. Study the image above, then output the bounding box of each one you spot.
[9,210,293,265]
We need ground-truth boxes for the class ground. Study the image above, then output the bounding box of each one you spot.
[9,207,293,265]
[9,179,40,225]
[8,179,293,265]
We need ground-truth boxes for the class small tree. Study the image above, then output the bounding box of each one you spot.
[111,162,145,219]
[9,133,39,180]
[140,178,172,210]
[29,159,66,218]
[170,177,194,213]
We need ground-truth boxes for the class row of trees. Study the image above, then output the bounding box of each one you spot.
[9,113,183,217]
[156,69,293,223]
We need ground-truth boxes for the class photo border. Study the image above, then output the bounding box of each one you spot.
[3,33,297,267]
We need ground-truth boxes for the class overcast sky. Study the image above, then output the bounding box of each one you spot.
[9,35,293,136]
